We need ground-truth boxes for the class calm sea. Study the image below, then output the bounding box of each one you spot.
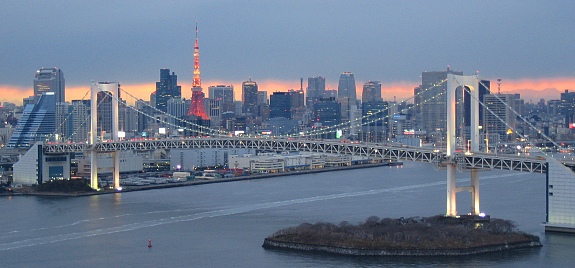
[1,161,574,267]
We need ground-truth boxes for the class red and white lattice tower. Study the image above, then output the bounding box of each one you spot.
[186,22,209,119]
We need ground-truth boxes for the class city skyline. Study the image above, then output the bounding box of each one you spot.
[1,1,574,104]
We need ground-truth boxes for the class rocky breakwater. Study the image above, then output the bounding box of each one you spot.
[263,215,541,256]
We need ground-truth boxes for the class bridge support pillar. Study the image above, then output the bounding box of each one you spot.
[471,169,480,215]
[446,163,457,216]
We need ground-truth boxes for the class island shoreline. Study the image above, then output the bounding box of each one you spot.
[262,238,542,256]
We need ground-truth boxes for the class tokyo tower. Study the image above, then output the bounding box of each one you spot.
[186,22,209,119]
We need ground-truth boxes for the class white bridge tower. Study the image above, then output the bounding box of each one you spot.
[90,81,121,190]
[445,74,480,217]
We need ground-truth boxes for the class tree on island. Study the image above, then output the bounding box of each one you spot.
[266,215,539,250]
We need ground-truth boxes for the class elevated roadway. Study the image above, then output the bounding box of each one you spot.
[42,137,547,173]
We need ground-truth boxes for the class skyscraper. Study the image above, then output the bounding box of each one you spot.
[70,100,91,143]
[242,78,258,114]
[155,68,181,112]
[34,67,65,103]
[414,67,463,134]
[337,72,356,100]
[270,92,292,119]
[306,76,326,108]
[7,93,56,148]
[483,93,516,140]
[208,85,235,114]
[362,81,382,103]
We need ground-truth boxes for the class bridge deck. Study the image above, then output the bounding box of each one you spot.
[42,138,547,173]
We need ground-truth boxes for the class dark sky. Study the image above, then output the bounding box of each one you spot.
[1,1,574,97]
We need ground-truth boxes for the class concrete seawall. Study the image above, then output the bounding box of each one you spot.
[20,162,397,197]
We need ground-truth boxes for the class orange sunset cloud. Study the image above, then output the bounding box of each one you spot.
[1,77,573,106]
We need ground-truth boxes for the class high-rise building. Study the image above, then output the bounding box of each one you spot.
[414,67,463,134]
[337,72,356,100]
[167,98,189,128]
[55,102,73,141]
[97,91,113,134]
[362,81,382,103]
[70,100,91,143]
[483,93,516,140]
[307,76,326,99]
[312,97,341,139]
[7,93,56,148]
[270,92,292,119]
[312,97,341,127]
[242,78,258,114]
[208,85,234,114]
[464,80,490,130]
[306,76,326,108]
[360,101,388,142]
[257,91,268,105]
[155,69,181,112]
[34,67,65,103]
[560,90,575,128]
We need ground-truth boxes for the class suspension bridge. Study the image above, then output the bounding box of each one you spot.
[16,74,575,232]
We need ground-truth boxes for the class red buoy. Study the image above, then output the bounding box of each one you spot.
[148,239,152,248]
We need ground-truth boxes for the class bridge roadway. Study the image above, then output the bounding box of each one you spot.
[42,137,547,173]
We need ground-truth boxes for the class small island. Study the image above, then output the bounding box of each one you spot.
[263,215,541,256]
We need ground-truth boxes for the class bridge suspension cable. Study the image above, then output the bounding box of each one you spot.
[287,79,448,138]
[45,88,95,143]
[117,87,230,137]
[452,76,559,155]
[101,88,230,137]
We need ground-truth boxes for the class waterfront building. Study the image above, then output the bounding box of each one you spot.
[76,151,144,176]
[337,72,356,101]
[242,79,259,114]
[170,148,255,170]
[12,142,70,185]
[155,69,181,112]
[34,67,65,103]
